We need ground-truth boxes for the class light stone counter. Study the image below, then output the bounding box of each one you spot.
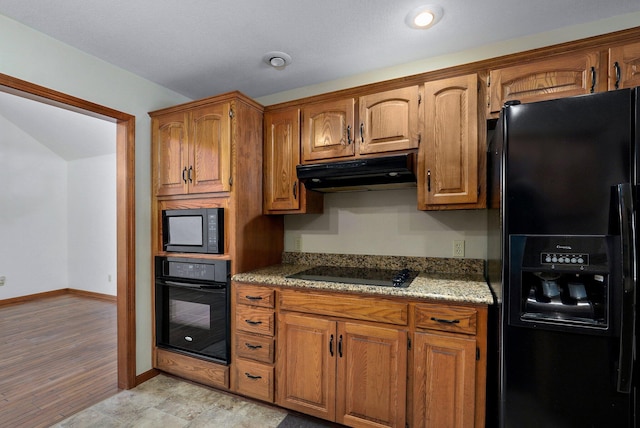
[233,253,494,305]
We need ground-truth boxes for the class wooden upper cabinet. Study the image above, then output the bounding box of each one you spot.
[153,111,189,196]
[264,109,323,214]
[300,88,421,164]
[419,74,481,210]
[488,50,602,115]
[152,102,231,196]
[609,41,640,90]
[264,109,301,211]
[189,103,231,194]
[302,98,356,162]
[358,86,420,155]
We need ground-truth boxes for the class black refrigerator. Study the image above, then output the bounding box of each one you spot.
[487,88,638,428]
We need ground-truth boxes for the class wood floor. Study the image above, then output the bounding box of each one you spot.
[0,294,118,427]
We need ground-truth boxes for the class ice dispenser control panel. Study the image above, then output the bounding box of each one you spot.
[541,252,589,266]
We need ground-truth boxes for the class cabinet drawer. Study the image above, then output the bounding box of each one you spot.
[279,289,408,325]
[236,305,275,336]
[235,283,275,308]
[415,303,477,335]
[234,359,274,402]
[235,332,275,363]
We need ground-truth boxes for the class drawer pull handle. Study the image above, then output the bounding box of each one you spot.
[245,295,263,301]
[245,319,263,326]
[244,372,262,380]
[245,343,263,350]
[431,317,460,324]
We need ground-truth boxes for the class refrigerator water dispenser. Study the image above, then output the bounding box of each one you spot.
[509,235,614,332]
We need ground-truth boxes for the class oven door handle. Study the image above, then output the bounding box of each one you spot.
[156,278,226,290]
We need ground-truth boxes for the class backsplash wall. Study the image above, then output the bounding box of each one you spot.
[284,188,488,259]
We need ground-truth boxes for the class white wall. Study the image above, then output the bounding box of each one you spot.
[0,14,190,376]
[0,115,69,298]
[285,189,487,259]
[0,111,118,298]
[68,153,117,296]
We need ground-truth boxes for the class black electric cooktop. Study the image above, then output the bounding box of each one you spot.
[287,266,417,288]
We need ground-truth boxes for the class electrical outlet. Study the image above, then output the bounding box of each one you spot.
[294,236,302,252]
[0,276,5,286]
[453,240,465,257]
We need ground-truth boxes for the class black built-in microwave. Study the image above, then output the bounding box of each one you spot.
[162,208,224,254]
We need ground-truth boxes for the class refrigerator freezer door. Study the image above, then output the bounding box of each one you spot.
[504,90,633,236]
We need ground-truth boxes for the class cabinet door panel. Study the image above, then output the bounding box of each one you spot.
[276,312,337,421]
[420,74,478,207]
[489,51,601,114]
[190,104,231,193]
[153,112,188,196]
[413,332,476,428]
[264,109,301,211]
[609,42,640,90]
[359,86,420,155]
[302,99,355,162]
[336,322,407,428]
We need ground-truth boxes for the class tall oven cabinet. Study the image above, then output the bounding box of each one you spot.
[149,91,284,391]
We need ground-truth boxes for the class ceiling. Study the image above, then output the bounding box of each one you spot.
[1,0,640,101]
[1,1,639,160]
[0,90,116,161]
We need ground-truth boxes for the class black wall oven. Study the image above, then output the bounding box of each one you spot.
[155,256,230,364]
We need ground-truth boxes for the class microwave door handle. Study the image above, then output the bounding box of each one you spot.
[615,183,636,393]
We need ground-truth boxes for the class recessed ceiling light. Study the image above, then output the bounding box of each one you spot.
[406,5,443,29]
[263,51,292,68]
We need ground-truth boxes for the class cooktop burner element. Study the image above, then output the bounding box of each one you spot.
[287,266,417,288]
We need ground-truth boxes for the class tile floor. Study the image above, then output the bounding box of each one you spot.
[52,374,289,427]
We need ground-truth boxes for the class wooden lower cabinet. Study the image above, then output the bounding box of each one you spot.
[412,332,477,428]
[276,311,407,427]
[231,283,277,402]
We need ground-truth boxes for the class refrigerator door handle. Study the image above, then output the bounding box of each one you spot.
[615,183,636,394]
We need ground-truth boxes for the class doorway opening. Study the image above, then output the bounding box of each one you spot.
[0,73,136,389]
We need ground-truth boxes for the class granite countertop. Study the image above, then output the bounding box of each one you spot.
[232,253,494,305]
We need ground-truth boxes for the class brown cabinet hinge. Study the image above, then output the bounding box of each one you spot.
[418,93,422,105]
[476,347,480,361]
[408,337,411,351]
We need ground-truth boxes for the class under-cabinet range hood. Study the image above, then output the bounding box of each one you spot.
[296,153,417,192]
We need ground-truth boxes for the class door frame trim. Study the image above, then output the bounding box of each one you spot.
[0,73,137,389]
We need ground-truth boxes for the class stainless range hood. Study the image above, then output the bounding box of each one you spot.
[296,153,417,193]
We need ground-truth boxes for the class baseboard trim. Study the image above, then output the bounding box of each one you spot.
[68,288,117,302]
[0,288,116,306]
